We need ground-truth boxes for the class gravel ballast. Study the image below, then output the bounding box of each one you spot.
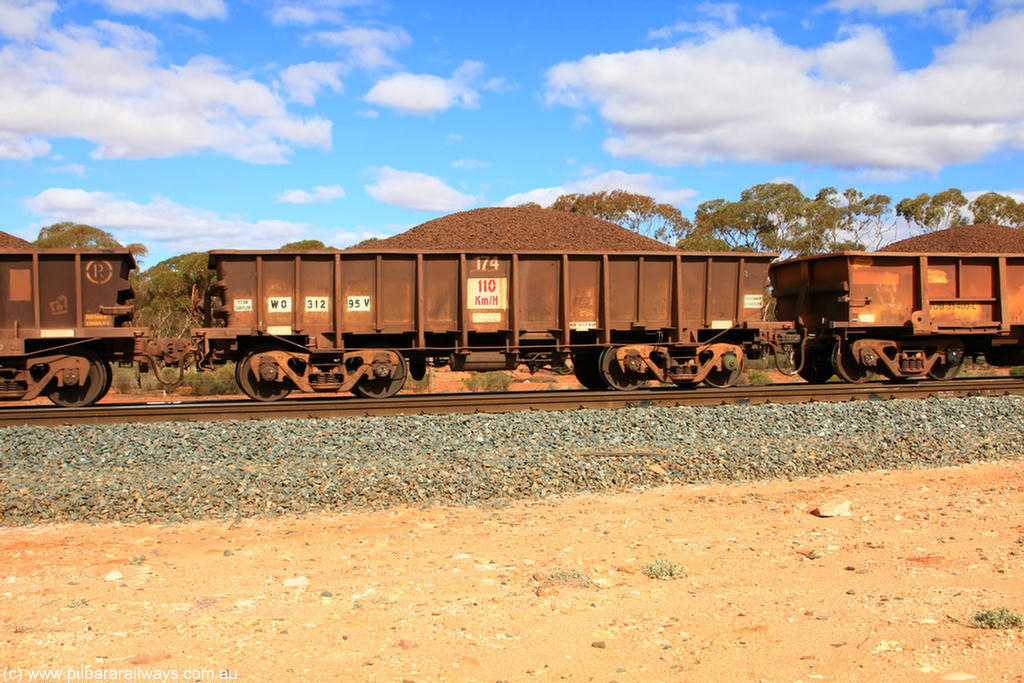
[3,395,1022,525]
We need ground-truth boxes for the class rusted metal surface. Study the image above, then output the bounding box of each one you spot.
[2,377,1022,427]
[773,252,1024,332]
[771,252,1024,381]
[1,249,195,405]
[1,249,136,338]
[196,249,784,398]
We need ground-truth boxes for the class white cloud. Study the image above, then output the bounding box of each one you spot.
[0,0,57,41]
[45,162,87,177]
[499,170,698,207]
[24,188,311,253]
[0,131,51,159]
[277,184,346,204]
[365,60,489,115]
[0,18,331,163]
[451,158,490,169]
[364,167,476,211]
[544,13,1024,172]
[278,61,345,105]
[309,26,411,69]
[270,0,374,26]
[97,0,228,20]
[824,0,948,15]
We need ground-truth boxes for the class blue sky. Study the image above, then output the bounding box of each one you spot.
[2,0,1023,264]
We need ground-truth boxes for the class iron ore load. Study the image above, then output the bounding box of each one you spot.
[193,208,793,400]
[0,248,190,406]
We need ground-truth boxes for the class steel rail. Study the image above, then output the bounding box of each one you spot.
[1,377,1023,428]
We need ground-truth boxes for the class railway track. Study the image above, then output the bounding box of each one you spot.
[2,376,1023,427]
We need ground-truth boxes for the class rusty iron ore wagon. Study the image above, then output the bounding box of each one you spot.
[0,249,189,406]
[770,251,1024,383]
[194,249,794,401]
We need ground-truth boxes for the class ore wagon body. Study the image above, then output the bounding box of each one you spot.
[0,249,188,406]
[196,249,788,400]
[770,252,1024,382]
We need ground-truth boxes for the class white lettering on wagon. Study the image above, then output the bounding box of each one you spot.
[347,296,371,312]
[233,298,252,312]
[743,294,763,309]
[467,277,507,309]
[268,297,292,312]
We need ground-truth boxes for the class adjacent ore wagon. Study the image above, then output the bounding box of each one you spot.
[195,249,790,400]
[770,251,1024,383]
[0,249,189,406]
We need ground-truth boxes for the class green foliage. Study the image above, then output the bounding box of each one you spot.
[970,608,1023,629]
[1010,366,1024,377]
[462,371,514,392]
[692,184,895,257]
[896,189,968,233]
[746,369,772,385]
[348,237,380,249]
[967,192,1024,228]
[642,559,685,580]
[551,190,693,244]
[280,239,333,250]
[112,363,238,396]
[34,222,148,262]
[133,252,216,337]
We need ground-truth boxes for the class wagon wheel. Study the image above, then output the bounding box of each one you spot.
[235,347,292,402]
[927,360,964,380]
[704,354,743,388]
[47,351,112,407]
[794,347,835,384]
[572,351,609,390]
[831,341,870,384]
[352,354,407,399]
[598,346,647,391]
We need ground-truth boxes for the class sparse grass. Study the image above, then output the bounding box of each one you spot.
[112,363,238,396]
[746,369,772,385]
[462,371,514,393]
[970,608,1023,629]
[534,568,594,589]
[1010,366,1024,377]
[642,559,685,580]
